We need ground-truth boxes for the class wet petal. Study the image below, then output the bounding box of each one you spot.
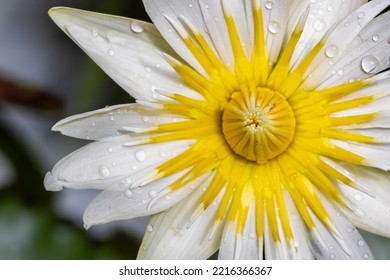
[309,193,373,260]
[324,160,390,237]
[137,175,224,259]
[303,0,390,89]
[83,170,209,227]
[49,7,200,101]
[44,136,193,191]
[52,103,186,140]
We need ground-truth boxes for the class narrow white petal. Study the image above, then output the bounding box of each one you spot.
[302,0,390,89]
[52,103,186,140]
[284,192,315,260]
[309,194,373,260]
[137,175,225,259]
[331,139,390,170]
[44,136,193,191]
[263,194,314,260]
[324,160,390,237]
[320,11,390,88]
[262,0,290,67]
[289,0,359,69]
[83,169,209,227]
[143,0,213,74]
[49,7,200,101]
[219,202,261,260]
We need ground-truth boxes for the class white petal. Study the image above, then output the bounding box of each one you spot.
[331,139,390,170]
[262,0,291,67]
[309,194,373,260]
[302,0,390,89]
[218,202,261,260]
[44,136,194,191]
[289,0,361,69]
[49,7,200,101]
[284,192,315,260]
[83,169,209,227]
[263,193,314,260]
[52,103,186,140]
[323,159,390,237]
[319,11,390,88]
[137,175,225,259]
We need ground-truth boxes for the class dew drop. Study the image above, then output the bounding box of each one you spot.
[361,55,379,74]
[159,150,166,157]
[145,66,152,73]
[91,29,98,38]
[98,165,111,178]
[125,177,132,185]
[344,22,351,28]
[265,1,273,10]
[249,232,256,240]
[148,190,158,198]
[188,3,193,8]
[204,4,209,9]
[354,193,363,201]
[357,240,365,247]
[372,34,380,42]
[313,19,326,32]
[337,69,344,76]
[131,165,138,171]
[214,17,219,21]
[327,5,333,12]
[357,12,365,19]
[329,254,335,259]
[317,8,324,16]
[268,20,281,34]
[110,116,115,121]
[124,189,133,198]
[363,253,369,259]
[142,116,150,122]
[130,22,144,33]
[325,45,338,58]
[107,49,114,56]
[146,224,153,232]
[91,122,96,127]
[135,150,147,162]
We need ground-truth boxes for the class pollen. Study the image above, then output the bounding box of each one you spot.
[222,86,296,163]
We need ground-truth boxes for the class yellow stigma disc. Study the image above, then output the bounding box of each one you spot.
[222,87,296,163]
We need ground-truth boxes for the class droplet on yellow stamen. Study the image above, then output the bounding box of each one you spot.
[221,86,296,163]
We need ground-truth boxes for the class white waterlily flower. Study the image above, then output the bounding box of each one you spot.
[44,0,390,260]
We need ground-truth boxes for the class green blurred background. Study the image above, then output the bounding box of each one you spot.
[0,0,389,260]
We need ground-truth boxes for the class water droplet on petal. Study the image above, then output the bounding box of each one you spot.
[135,150,146,162]
[188,3,193,8]
[108,49,114,56]
[344,22,351,28]
[354,193,363,201]
[142,115,150,122]
[363,253,369,259]
[337,69,344,76]
[146,224,153,232]
[130,22,144,33]
[327,5,333,12]
[159,151,166,157]
[372,34,380,42]
[268,20,281,34]
[325,45,338,58]
[125,177,132,185]
[357,12,365,19]
[361,55,379,74]
[313,19,326,32]
[145,66,152,73]
[91,122,96,127]
[204,4,209,9]
[148,190,158,198]
[99,165,111,178]
[317,8,324,16]
[110,116,115,121]
[357,240,365,247]
[249,232,256,240]
[265,1,273,10]
[124,189,133,198]
[91,29,98,38]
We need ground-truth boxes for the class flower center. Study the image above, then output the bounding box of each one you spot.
[221,87,296,163]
